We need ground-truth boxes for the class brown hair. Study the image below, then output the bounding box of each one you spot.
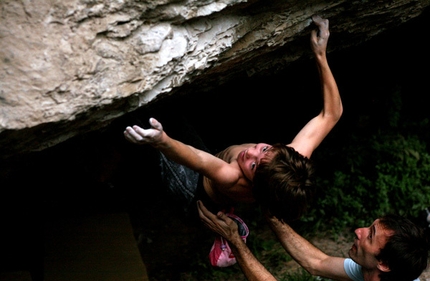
[377,214,429,281]
[253,143,315,222]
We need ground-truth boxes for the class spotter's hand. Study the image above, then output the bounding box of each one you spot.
[124,117,164,145]
[197,200,239,240]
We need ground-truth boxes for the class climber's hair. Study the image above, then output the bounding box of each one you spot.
[253,143,316,222]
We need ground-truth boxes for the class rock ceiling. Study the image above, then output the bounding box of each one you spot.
[1,0,430,163]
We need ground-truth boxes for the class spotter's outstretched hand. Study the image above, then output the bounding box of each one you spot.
[197,200,240,243]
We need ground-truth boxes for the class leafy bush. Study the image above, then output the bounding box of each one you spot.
[305,88,430,233]
[308,131,430,232]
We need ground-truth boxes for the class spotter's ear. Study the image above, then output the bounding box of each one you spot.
[376,261,391,273]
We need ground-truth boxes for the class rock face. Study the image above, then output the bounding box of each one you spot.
[1,0,430,161]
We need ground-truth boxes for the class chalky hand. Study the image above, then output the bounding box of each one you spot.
[124,117,164,145]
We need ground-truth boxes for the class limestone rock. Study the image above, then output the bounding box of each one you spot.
[1,0,429,160]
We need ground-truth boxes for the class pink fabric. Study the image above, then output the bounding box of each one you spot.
[209,213,249,267]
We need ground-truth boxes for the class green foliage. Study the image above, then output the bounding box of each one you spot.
[306,88,430,233]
